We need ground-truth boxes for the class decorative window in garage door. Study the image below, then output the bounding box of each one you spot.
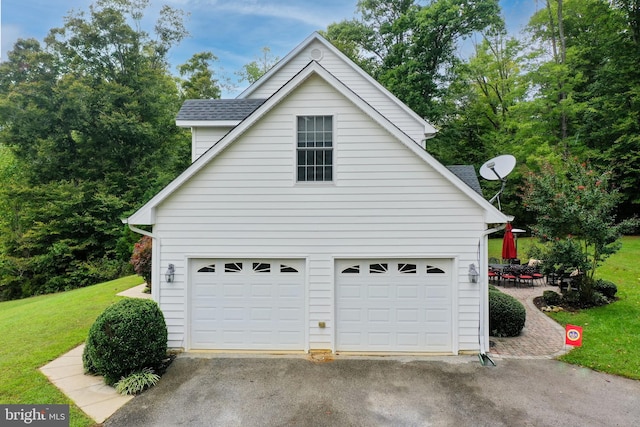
[341,265,360,274]
[369,263,388,274]
[225,262,243,272]
[398,263,417,274]
[253,262,271,273]
[280,264,299,273]
[426,265,445,274]
[197,264,216,273]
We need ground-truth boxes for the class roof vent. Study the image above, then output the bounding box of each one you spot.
[310,48,323,61]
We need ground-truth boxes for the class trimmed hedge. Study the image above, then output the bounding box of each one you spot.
[543,290,562,306]
[489,290,526,337]
[83,298,167,385]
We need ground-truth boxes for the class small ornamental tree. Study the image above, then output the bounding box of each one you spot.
[522,161,636,304]
[130,236,152,289]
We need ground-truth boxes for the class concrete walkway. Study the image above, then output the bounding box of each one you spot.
[41,282,569,424]
[489,281,570,359]
[39,283,150,424]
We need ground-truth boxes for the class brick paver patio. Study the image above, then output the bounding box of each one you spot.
[489,281,571,359]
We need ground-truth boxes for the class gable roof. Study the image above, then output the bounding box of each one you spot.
[446,165,483,196]
[127,61,507,226]
[238,32,437,137]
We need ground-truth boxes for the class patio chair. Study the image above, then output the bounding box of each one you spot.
[501,267,518,287]
[518,266,535,287]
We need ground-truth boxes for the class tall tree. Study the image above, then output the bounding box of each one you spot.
[325,0,504,122]
[236,47,280,84]
[178,52,222,99]
[0,0,191,299]
[526,0,640,218]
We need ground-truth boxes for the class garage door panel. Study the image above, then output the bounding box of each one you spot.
[251,284,272,297]
[191,259,305,350]
[337,259,453,353]
[279,307,303,320]
[397,284,418,298]
[397,308,419,323]
[368,308,390,322]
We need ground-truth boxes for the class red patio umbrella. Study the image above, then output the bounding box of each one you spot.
[502,223,517,261]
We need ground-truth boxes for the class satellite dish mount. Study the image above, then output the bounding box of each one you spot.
[479,155,516,211]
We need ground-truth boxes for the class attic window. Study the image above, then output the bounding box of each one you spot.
[297,116,333,182]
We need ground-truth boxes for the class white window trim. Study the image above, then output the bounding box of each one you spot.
[293,114,337,185]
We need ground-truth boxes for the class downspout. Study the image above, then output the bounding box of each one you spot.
[478,220,510,365]
[122,219,160,302]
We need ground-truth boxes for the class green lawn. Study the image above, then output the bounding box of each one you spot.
[490,235,640,380]
[0,275,144,427]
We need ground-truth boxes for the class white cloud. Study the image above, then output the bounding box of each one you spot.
[169,0,351,28]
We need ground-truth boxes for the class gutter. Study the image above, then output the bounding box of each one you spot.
[478,217,512,365]
[122,219,159,301]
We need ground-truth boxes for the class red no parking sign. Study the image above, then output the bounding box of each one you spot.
[565,325,583,347]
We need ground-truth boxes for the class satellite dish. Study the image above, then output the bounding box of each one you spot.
[480,155,516,181]
[479,154,517,211]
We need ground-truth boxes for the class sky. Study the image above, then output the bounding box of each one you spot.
[1,0,540,96]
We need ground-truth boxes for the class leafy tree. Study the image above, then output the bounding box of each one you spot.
[236,47,280,84]
[178,51,221,99]
[525,0,640,218]
[0,0,191,299]
[325,0,504,122]
[522,161,637,304]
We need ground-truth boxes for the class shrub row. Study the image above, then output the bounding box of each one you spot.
[489,290,526,337]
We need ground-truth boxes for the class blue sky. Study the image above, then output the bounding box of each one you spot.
[1,0,540,96]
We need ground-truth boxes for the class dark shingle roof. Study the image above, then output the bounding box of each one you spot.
[447,165,483,196]
[176,99,267,121]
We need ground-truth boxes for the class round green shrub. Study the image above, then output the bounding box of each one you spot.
[594,279,617,299]
[542,290,562,306]
[83,298,167,385]
[590,291,609,307]
[489,290,526,337]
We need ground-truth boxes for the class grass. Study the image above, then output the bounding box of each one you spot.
[490,235,640,380]
[0,275,144,427]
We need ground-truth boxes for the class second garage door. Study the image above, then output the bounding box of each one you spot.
[190,259,305,350]
[336,259,453,353]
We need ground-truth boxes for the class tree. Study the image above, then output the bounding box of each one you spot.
[525,0,640,218]
[236,47,280,84]
[178,51,221,99]
[325,0,504,122]
[0,0,191,299]
[522,161,637,304]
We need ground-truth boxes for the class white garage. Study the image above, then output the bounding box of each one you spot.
[190,259,306,350]
[336,259,454,353]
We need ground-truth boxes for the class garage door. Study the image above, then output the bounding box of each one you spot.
[336,259,453,352]
[190,259,305,350]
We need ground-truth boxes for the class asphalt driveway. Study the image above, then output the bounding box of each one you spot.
[105,355,640,426]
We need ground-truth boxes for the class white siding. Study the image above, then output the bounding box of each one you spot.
[247,40,428,145]
[157,75,484,351]
[192,127,233,162]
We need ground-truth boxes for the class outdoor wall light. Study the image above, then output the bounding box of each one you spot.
[468,263,479,283]
[165,264,175,283]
